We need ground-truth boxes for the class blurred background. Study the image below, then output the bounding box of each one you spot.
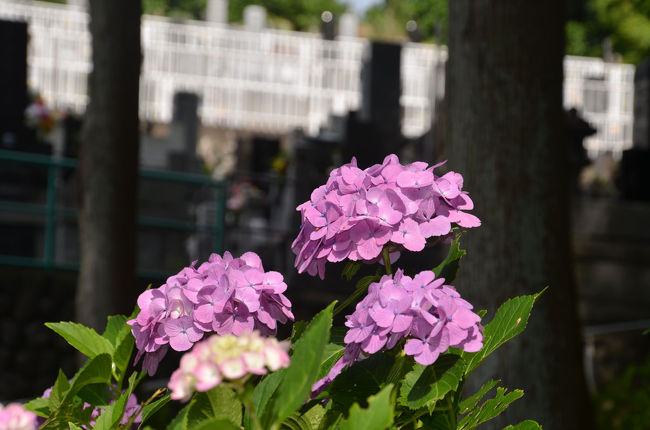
[0,0,648,428]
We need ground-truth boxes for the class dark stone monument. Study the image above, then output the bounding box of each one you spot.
[169,91,201,172]
[0,19,28,146]
[619,59,650,201]
[345,41,403,167]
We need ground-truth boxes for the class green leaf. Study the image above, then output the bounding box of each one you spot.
[457,387,524,430]
[462,289,546,374]
[45,321,114,358]
[301,403,326,430]
[165,403,190,430]
[93,372,137,430]
[245,371,284,430]
[282,413,313,430]
[77,383,112,407]
[265,301,336,427]
[102,315,128,345]
[398,355,466,410]
[338,384,394,430]
[342,261,362,280]
[139,393,171,425]
[433,232,466,283]
[23,397,50,418]
[419,411,453,429]
[355,274,381,291]
[185,386,242,428]
[317,343,345,380]
[62,354,113,405]
[112,328,135,383]
[327,352,394,411]
[188,417,241,430]
[330,327,348,346]
[48,369,70,410]
[68,423,84,430]
[291,321,309,344]
[458,379,500,415]
[503,420,543,430]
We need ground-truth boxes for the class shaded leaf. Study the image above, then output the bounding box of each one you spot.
[355,275,381,291]
[291,321,309,344]
[503,420,543,430]
[45,321,114,358]
[462,289,545,374]
[23,397,49,418]
[433,233,466,283]
[139,392,171,425]
[185,385,242,428]
[68,423,84,430]
[301,403,326,430]
[47,369,70,410]
[316,343,345,381]
[188,417,240,430]
[62,354,113,405]
[457,387,524,430]
[419,411,453,429]
[112,328,135,383]
[93,372,137,430]
[165,403,190,430]
[338,384,394,430]
[265,302,335,427]
[398,355,465,410]
[245,371,284,430]
[77,383,112,407]
[326,352,394,414]
[342,261,362,281]
[102,315,128,345]
[330,327,348,346]
[458,379,500,415]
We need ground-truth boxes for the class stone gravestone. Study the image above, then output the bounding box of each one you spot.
[345,41,403,167]
[620,59,650,201]
[0,20,27,149]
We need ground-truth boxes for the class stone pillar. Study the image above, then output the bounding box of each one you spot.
[338,13,358,38]
[243,5,266,31]
[206,0,228,24]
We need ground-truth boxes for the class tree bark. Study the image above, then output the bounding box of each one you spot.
[77,0,142,331]
[445,2,593,428]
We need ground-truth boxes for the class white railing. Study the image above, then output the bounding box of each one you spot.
[0,0,635,156]
[564,56,635,159]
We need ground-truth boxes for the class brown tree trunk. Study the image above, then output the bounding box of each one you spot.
[77,0,142,331]
[445,2,593,428]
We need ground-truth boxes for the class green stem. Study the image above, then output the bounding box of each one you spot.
[334,284,371,316]
[238,383,263,430]
[446,394,457,429]
[382,247,392,275]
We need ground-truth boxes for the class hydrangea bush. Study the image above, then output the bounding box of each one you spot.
[19,155,544,430]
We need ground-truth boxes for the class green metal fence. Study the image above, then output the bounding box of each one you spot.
[0,149,225,278]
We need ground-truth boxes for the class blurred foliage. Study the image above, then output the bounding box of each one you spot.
[566,0,650,63]
[596,353,650,429]
[144,0,207,20]
[363,0,648,63]
[40,0,649,63]
[228,0,347,32]
[364,0,447,43]
[141,0,347,31]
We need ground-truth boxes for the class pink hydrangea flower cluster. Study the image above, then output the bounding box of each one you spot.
[0,403,37,430]
[292,154,480,278]
[312,270,483,395]
[128,251,294,375]
[168,331,290,401]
